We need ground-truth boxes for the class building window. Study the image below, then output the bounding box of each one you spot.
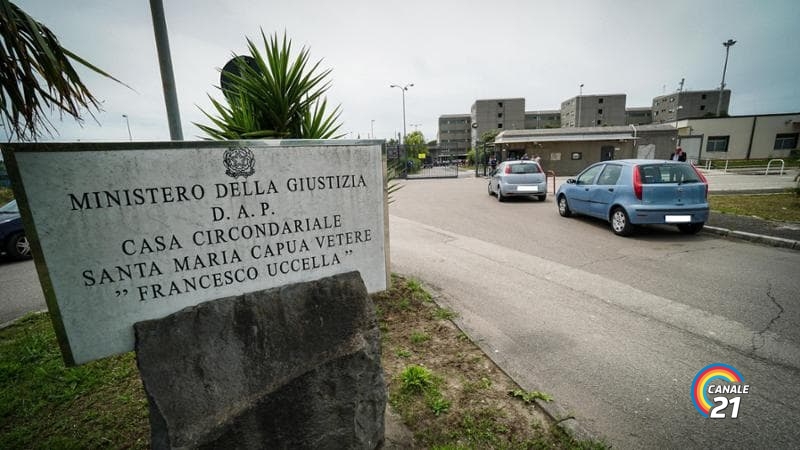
[598,108,603,114]
[498,102,503,108]
[702,94,707,99]
[498,113,503,118]
[707,136,729,152]
[774,133,799,150]
[598,98,604,104]
[700,105,706,111]
[596,120,602,125]
[498,123,503,128]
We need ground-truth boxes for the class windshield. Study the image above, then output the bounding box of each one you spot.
[637,164,702,184]
[508,163,541,174]
[0,200,18,214]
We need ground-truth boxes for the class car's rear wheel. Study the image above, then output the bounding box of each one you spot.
[6,232,31,259]
[677,223,704,234]
[488,182,494,196]
[610,207,634,236]
[557,195,572,217]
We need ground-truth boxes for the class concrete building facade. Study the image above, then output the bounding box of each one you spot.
[652,89,731,123]
[561,94,626,128]
[471,98,525,147]
[524,110,561,129]
[437,114,471,155]
[625,107,653,125]
[673,112,800,162]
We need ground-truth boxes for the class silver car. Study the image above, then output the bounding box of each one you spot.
[488,160,547,202]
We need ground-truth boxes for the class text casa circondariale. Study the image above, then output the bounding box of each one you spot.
[67,175,374,302]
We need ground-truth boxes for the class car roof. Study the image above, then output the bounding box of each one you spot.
[602,159,689,166]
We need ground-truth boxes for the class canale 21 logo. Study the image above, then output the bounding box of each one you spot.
[691,363,750,419]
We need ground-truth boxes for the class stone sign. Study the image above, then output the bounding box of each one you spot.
[2,140,388,365]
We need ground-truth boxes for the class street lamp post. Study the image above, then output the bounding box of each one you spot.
[122,114,132,141]
[577,83,584,127]
[716,39,736,116]
[370,119,375,139]
[389,83,413,142]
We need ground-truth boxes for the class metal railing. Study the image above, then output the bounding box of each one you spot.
[702,159,786,175]
[765,159,785,175]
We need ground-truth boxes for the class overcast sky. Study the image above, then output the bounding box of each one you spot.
[8,0,800,144]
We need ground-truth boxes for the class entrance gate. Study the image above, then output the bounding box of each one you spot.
[386,145,459,179]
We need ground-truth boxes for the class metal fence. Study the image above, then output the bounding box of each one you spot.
[386,145,459,179]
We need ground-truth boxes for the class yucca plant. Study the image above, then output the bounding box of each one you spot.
[0,0,122,141]
[196,30,342,140]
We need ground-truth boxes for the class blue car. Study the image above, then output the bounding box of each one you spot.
[555,160,709,236]
[0,200,31,259]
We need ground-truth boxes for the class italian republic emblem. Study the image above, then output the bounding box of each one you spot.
[223,146,256,179]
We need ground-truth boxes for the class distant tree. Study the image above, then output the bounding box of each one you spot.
[404,131,427,154]
[0,0,123,141]
[480,129,499,145]
[466,148,476,166]
[197,31,342,140]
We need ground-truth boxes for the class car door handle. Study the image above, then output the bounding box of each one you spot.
[584,188,590,191]
[607,188,614,192]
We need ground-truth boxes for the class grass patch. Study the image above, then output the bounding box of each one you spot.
[2,275,605,448]
[510,389,554,404]
[709,193,800,222]
[0,313,149,449]
[434,307,457,320]
[410,331,431,345]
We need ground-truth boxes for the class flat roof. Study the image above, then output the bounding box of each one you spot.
[495,124,675,144]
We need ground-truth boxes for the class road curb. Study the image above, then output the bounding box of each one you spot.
[422,284,608,446]
[703,226,800,250]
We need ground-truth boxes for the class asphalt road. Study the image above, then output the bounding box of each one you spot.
[0,258,46,327]
[389,174,800,449]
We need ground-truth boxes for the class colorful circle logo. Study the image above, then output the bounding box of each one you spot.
[691,363,745,417]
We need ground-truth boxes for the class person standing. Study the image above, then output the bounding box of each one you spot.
[670,147,687,162]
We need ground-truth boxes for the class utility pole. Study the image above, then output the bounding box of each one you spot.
[716,39,736,117]
[149,0,183,140]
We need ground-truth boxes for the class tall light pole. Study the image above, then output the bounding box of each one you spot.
[370,119,375,139]
[122,114,132,141]
[716,39,736,117]
[389,83,413,142]
[577,83,584,127]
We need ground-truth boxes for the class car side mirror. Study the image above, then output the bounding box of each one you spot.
[566,178,576,184]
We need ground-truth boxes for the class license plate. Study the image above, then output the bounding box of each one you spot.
[665,215,691,223]
[517,186,538,192]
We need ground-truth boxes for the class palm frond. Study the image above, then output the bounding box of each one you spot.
[0,0,125,141]
[197,30,342,141]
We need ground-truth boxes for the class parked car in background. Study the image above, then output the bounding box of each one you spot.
[555,160,709,236]
[488,160,547,202]
[0,200,31,259]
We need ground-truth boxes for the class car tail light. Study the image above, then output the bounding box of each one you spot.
[633,165,643,200]
[504,165,512,174]
[691,165,709,199]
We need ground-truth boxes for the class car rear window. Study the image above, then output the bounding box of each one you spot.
[508,163,541,174]
[638,164,702,184]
